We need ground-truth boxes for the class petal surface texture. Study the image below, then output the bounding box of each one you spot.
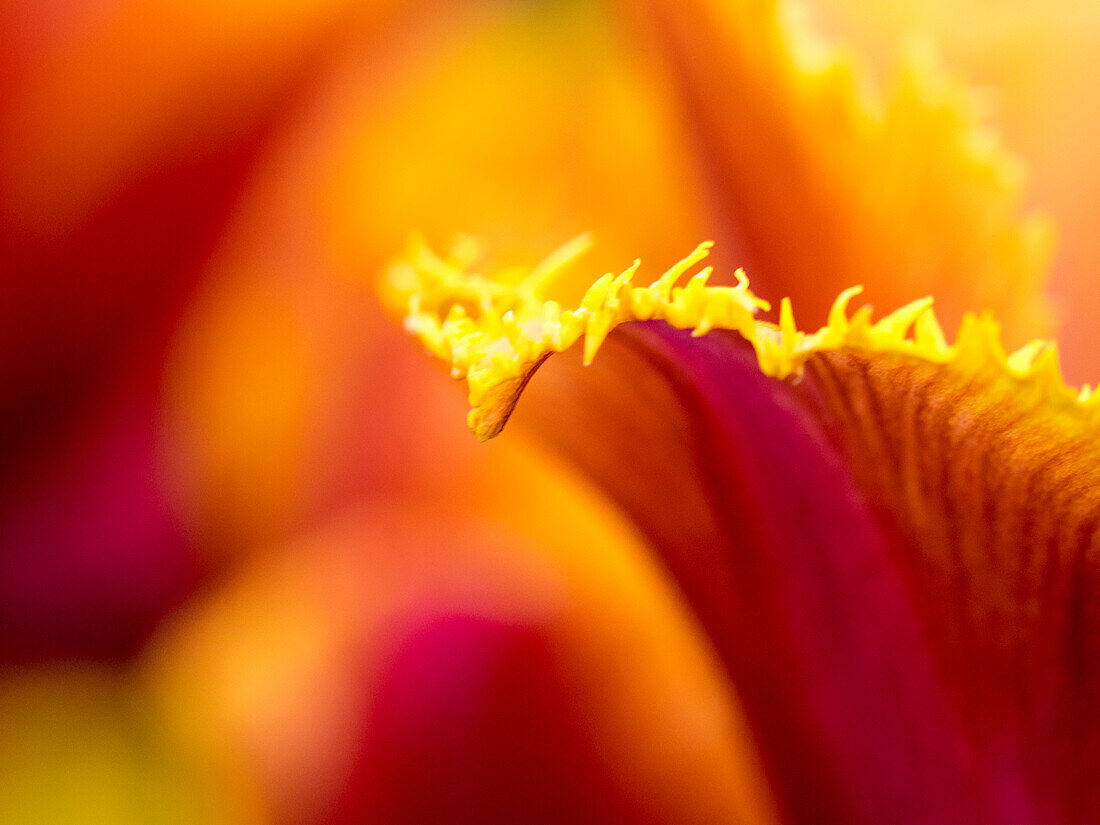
[388,241,1100,824]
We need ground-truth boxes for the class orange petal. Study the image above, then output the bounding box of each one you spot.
[807,0,1100,380]
[617,0,1052,341]
[159,0,708,549]
[480,322,1037,824]
[0,0,401,232]
[320,0,709,294]
[793,344,1100,822]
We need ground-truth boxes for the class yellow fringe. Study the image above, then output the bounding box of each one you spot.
[383,237,1092,440]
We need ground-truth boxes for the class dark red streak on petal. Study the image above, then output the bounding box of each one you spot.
[798,349,1100,824]
[0,111,273,489]
[0,1,377,489]
[509,323,1046,825]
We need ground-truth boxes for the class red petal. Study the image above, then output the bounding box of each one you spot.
[794,346,1100,823]
[508,322,1050,825]
[328,614,657,825]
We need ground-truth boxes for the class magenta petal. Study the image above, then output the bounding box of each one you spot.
[0,360,203,663]
[327,613,654,825]
[513,322,1047,825]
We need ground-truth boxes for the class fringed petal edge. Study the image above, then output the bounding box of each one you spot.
[383,237,1088,441]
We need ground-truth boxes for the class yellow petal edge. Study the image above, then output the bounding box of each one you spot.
[383,236,1090,441]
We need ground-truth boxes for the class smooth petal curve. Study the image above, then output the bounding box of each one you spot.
[143,505,778,825]
[510,322,1045,825]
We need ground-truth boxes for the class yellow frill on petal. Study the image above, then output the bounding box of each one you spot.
[384,238,1095,441]
[630,0,1053,345]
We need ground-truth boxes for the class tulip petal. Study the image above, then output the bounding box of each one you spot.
[157,0,712,549]
[144,507,779,825]
[0,0,403,482]
[515,323,1054,824]
[617,0,1053,341]
[388,239,1100,823]
[0,354,201,663]
[793,346,1100,824]
[330,614,659,825]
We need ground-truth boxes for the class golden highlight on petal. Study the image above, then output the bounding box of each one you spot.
[383,239,1094,441]
[629,0,1054,343]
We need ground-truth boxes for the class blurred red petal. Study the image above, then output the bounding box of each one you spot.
[0,350,202,662]
[0,0,403,479]
[144,506,777,825]
[329,613,658,825]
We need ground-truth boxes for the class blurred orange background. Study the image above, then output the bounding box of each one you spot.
[1,0,1098,822]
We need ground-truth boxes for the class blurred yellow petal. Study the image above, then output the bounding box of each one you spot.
[618,0,1052,342]
[0,665,259,825]
[159,0,712,550]
[807,0,1100,379]
[322,0,709,291]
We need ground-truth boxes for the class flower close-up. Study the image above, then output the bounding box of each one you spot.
[3,0,1100,823]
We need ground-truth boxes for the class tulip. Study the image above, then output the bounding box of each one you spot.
[2,0,1099,823]
[3,1,773,822]
[384,1,1100,823]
